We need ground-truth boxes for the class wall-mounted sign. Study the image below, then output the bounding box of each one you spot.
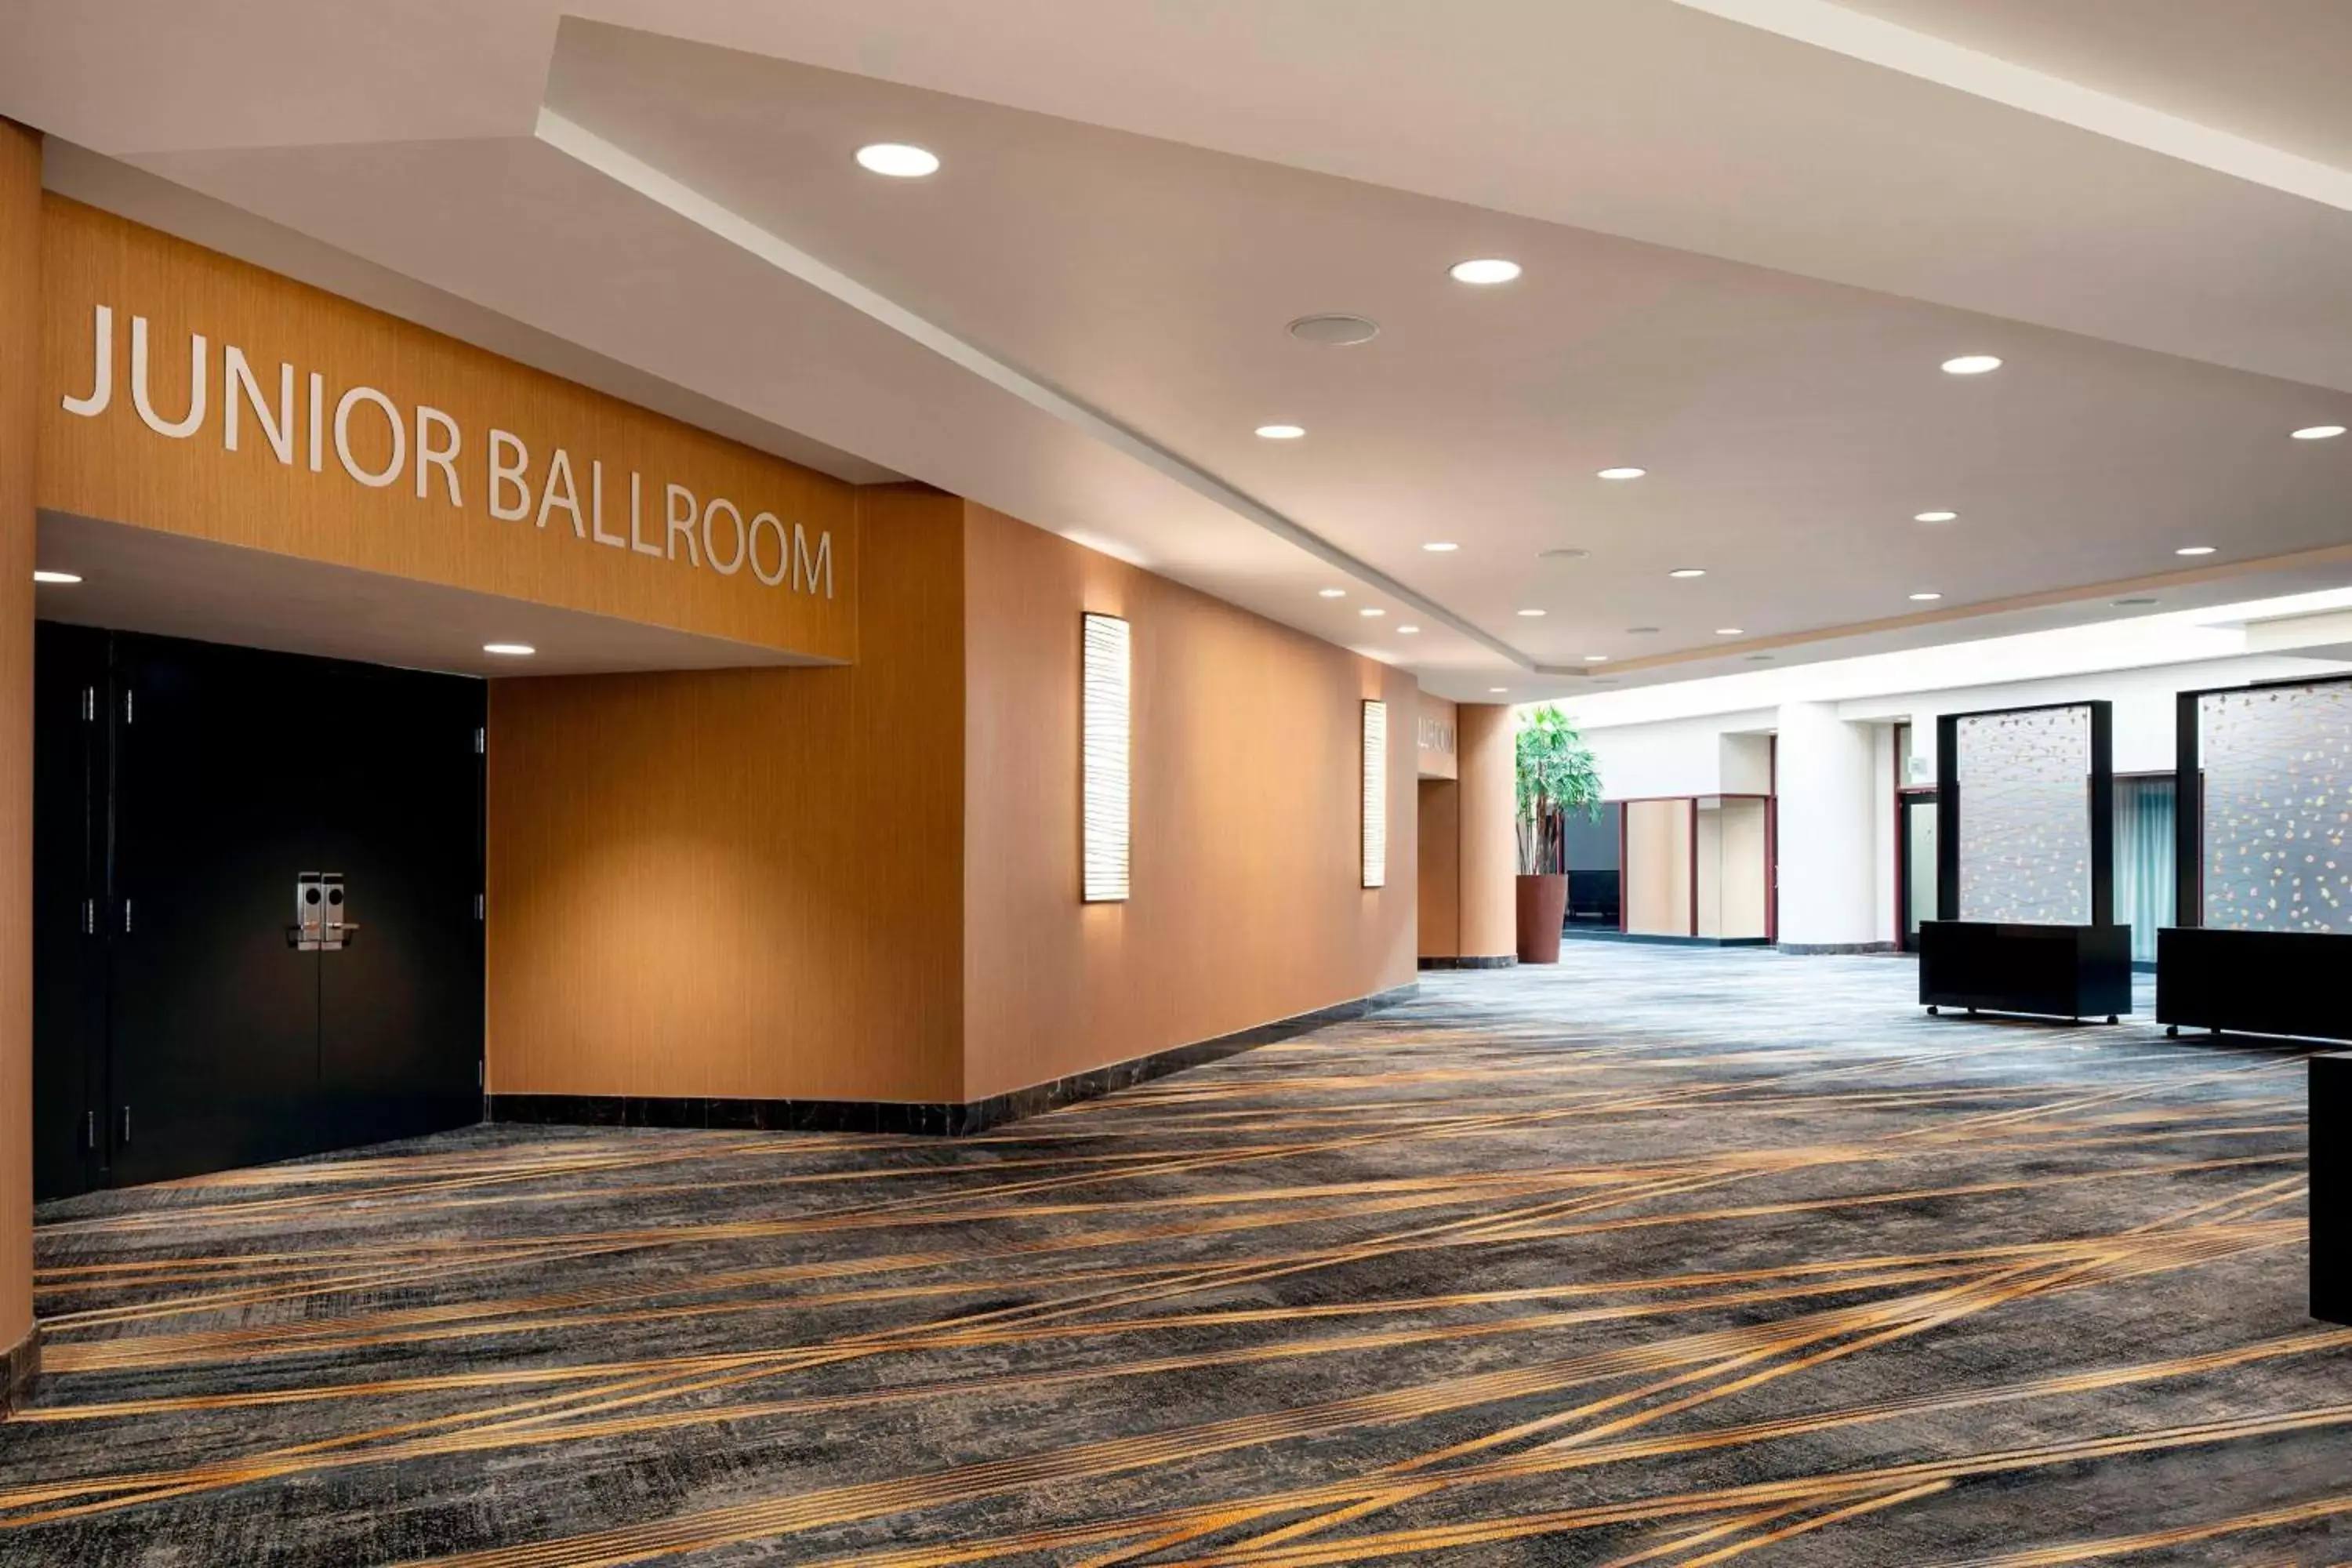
[38,198,856,662]
[1417,699,1459,781]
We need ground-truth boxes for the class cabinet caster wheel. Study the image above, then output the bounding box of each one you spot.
[2105,1014,2118,1025]
[2165,1025,2179,1037]
[1926,1005,1940,1016]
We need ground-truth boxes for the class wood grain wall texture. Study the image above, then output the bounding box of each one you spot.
[1455,704,1519,960]
[485,487,964,1103]
[37,198,855,662]
[0,122,38,1363]
[960,503,1418,1103]
[1417,779,1462,960]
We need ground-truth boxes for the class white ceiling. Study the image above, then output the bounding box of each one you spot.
[34,513,815,680]
[3,0,2350,700]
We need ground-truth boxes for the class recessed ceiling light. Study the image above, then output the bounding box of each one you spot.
[1539,547,1591,561]
[31,570,81,585]
[2113,597,2159,607]
[1422,541,1459,553]
[1489,687,1509,693]
[1516,608,1547,617]
[1941,354,2002,376]
[855,143,940,178]
[2176,546,2216,557]
[1360,607,1386,617]
[1908,592,1943,601]
[1449,258,1521,285]
[1596,466,1646,481]
[484,642,536,657]
[1583,654,1610,663]
[1319,587,1347,598]
[2291,425,2346,441]
[1915,511,1958,523]
[1396,625,1421,635]
[1287,314,1380,347]
[1254,423,1306,441]
[1668,568,1706,579]
[1715,627,1744,636]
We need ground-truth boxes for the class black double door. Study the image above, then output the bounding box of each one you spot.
[34,626,485,1197]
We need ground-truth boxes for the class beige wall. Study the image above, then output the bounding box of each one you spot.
[0,122,37,1374]
[1624,798,1693,937]
[486,487,964,1102]
[960,503,1416,1101]
[1418,779,1461,960]
[1455,704,1517,959]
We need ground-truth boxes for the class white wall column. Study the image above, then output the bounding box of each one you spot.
[1774,702,1882,952]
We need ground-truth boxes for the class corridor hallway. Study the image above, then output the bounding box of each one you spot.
[3,946,2340,1566]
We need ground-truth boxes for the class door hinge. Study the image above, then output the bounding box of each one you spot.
[80,685,95,723]
[84,1110,96,1151]
[122,898,133,934]
[122,689,133,724]
[474,892,485,920]
[474,727,486,756]
[120,1105,132,1145]
[477,1060,485,1089]
[81,898,95,935]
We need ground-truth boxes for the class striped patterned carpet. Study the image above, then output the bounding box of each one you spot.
[4,946,2343,1566]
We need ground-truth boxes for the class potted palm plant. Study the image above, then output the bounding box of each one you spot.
[1515,704,1603,964]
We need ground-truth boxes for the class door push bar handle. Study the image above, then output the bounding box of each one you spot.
[289,872,360,952]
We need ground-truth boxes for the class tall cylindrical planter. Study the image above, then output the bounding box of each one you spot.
[1515,873,1569,964]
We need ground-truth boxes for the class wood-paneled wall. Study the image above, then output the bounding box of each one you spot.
[0,122,38,1369]
[1456,703,1519,960]
[960,503,1417,1102]
[1418,779,1462,960]
[38,199,855,662]
[485,487,963,1102]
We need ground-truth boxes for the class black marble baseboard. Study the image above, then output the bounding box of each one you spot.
[1560,931,1772,949]
[1418,956,1517,970]
[489,981,1420,1138]
[1,1323,38,1418]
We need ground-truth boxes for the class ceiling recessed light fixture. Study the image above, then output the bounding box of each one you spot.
[1715,627,1744,636]
[1516,608,1547,618]
[1422,541,1459,553]
[2291,425,2346,441]
[1489,687,1509,694]
[1596,466,1646,481]
[1583,654,1610,663]
[31,570,81,585]
[1360,607,1386,618]
[484,642,536,657]
[2176,545,2217,557]
[1287,314,1380,347]
[1254,423,1305,440]
[1668,568,1706,579]
[2113,597,2159,607]
[1915,511,1958,524]
[1319,587,1347,598]
[1449,258,1521,285]
[855,143,940,178]
[1908,592,1943,601]
[1941,354,2002,376]
[1396,625,1421,635]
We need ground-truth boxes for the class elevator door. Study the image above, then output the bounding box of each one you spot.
[33,626,485,1196]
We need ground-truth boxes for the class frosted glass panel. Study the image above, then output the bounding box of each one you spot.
[1955,706,2092,925]
[2198,682,2352,932]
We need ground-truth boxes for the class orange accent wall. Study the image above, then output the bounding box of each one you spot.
[0,122,37,1367]
[485,486,963,1102]
[1456,703,1518,960]
[486,495,1419,1108]
[37,198,855,662]
[959,503,1417,1102]
[1418,779,1461,960]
